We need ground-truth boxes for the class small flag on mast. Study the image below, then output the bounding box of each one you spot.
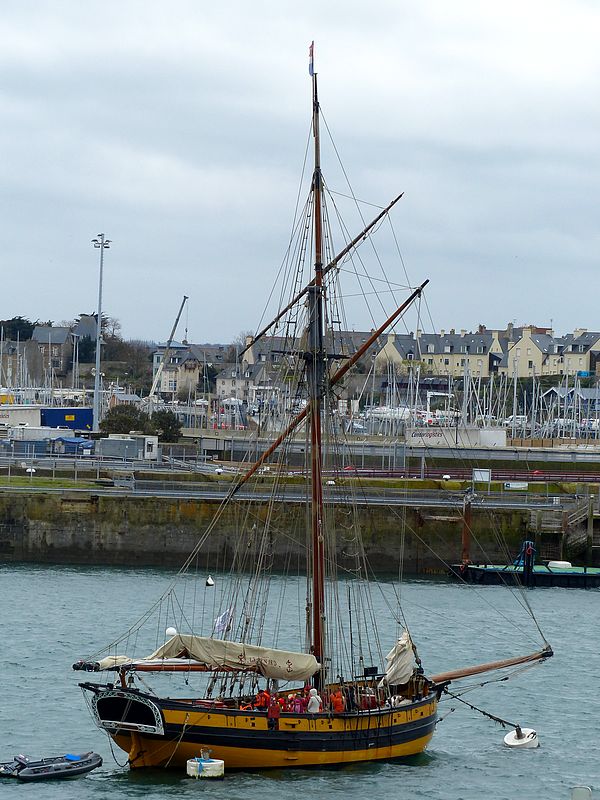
[213,608,233,634]
[309,41,314,76]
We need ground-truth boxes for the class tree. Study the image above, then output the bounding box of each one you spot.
[149,409,182,442]
[0,316,35,340]
[78,335,95,363]
[102,316,122,339]
[226,330,254,363]
[100,406,151,435]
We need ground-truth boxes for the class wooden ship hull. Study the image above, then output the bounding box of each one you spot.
[82,684,437,769]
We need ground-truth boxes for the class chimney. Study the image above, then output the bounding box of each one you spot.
[440,329,445,336]
[450,328,455,335]
[460,329,466,336]
[507,322,514,341]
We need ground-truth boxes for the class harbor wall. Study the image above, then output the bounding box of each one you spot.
[0,490,538,573]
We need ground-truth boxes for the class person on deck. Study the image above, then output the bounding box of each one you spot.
[307,687,322,714]
[254,688,270,711]
[290,693,304,713]
[331,688,345,713]
[267,696,281,730]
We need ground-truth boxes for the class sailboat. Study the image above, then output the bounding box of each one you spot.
[73,45,552,770]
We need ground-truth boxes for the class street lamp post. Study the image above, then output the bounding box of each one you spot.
[92,233,111,432]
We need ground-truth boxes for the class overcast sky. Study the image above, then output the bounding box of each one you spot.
[1,0,598,344]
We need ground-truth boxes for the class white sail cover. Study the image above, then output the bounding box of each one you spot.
[97,634,319,681]
[378,631,416,687]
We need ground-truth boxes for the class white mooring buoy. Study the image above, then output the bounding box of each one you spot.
[206,575,215,587]
[187,756,225,779]
[165,626,178,637]
[570,787,592,800]
[503,727,539,749]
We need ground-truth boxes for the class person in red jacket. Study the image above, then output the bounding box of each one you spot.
[267,696,281,730]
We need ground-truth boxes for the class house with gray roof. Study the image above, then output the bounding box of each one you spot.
[375,328,503,378]
[32,326,73,376]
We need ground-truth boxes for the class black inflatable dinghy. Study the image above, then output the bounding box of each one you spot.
[0,751,102,781]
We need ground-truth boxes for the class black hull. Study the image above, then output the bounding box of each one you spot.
[450,564,600,588]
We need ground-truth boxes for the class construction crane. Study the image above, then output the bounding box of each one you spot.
[146,295,189,406]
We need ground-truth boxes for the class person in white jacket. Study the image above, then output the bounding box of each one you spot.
[307,687,322,713]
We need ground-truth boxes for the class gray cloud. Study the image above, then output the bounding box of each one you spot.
[1,0,598,343]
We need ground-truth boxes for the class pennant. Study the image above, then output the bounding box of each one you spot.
[213,608,233,634]
[309,41,314,76]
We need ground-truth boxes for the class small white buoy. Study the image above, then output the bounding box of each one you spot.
[206,575,215,587]
[165,626,178,637]
[186,756,225,779]
[503,727,539,749]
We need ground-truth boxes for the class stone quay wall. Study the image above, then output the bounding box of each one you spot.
[0,490,533,574]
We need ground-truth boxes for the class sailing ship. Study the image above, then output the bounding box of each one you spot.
[73,45,553,770]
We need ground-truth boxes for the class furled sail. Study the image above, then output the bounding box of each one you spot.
[378,631,416,687]
[96,634,319,681]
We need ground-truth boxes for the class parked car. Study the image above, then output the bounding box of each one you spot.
[502,415,528,428]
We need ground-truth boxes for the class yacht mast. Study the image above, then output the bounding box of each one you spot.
[307,44,326,668]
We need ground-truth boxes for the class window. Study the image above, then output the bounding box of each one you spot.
[427,358,433,365]
[407,353,414,360]
[528,360,533,369]
[476,346,484,354]
[444,345,451,353]
[444,358,449,366]
[477,359,483,367]
[527,348,531,356]
[460,358,465,366]
[427,344,435,354]
[231,371,237,377]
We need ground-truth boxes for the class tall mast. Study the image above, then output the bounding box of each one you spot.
[307,43,326,669]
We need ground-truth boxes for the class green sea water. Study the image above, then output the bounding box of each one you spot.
[1,563,597,799]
